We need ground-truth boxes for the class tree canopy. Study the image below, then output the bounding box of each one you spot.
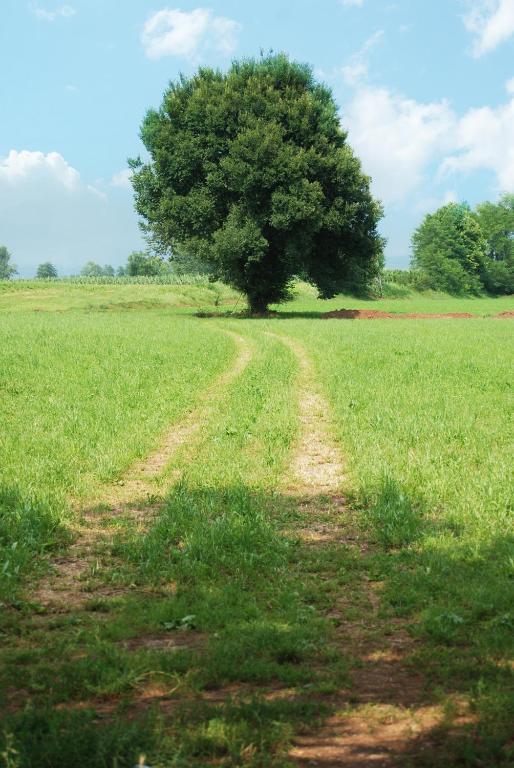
[475,194,514,295]
[126,251,167,276]
[131,53,384,312]
[81,261,105,277]
[412,198,514,295]
[411,203,486,295]
[80,261,117,277]
[36,262,58,279]
[0,246,17,280]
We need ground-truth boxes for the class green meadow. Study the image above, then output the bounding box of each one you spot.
[0,281,513,767]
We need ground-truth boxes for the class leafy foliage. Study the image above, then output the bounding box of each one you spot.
[81,261,106,277]
[411,203,486,295]
[126,250,168,276]
[410,197,514,295]
[0,246,17,280]
[131,53,384,311]
[475,194,514,295]
[80,262,119,278]
[36,262,58,279]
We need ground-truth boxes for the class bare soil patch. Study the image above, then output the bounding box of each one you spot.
[121,631,206,653]
[323,308,478,320]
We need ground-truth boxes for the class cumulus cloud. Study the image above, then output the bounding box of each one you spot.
[0,150,142,276]
[343,88,456,204]
[30,3,76,21]
[342,75,514,206]
[142,8,241,61]
[333,5,514,206]
[440,96,514,188]
[464,0,514,56]
[0,150,80,188]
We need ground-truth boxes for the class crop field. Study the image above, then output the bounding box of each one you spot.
[0,281,513,768]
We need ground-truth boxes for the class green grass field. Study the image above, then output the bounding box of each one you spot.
[0,281,513,767]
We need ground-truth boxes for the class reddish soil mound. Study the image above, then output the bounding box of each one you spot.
[496,310,514,318]
[323,309,477,320]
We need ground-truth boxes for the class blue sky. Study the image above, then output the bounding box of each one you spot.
[2,0,514,276]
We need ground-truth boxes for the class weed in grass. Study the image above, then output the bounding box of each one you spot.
[0,488,69,604]
[363,474,424,549]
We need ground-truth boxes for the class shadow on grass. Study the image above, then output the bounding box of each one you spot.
[0,485,70,608]
[195,309,330,320]
[1,482,513,766]
[354,476,514,767]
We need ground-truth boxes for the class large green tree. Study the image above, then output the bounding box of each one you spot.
[131,54,384,312]
[411,203,486,295]
[0,246,17,280]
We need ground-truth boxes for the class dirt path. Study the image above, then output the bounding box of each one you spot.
[32,331,252,612]
[271,333,447,767]
[322,308,514,320]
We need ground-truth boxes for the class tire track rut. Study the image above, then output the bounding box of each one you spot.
[271,333,448,768]
[32,331,252,611]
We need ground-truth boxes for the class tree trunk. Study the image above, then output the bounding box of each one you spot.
[248,295,269,315]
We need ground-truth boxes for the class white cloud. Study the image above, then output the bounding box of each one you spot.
[0,150,142,276]
[342,75,514,206]
[110,169,133,189]
[340,30,384,86]
[440,96,514,189]
[142,8,240,61]
[464,0,514,56]
[340,0,364,6]
[343,87,456,204]
[30,4,76,21]
[0,150,80,189]
[506,76,514,93]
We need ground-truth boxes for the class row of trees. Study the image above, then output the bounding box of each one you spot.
[0,250,170,280]
[80,251,169,277]
[412,195,514,295]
